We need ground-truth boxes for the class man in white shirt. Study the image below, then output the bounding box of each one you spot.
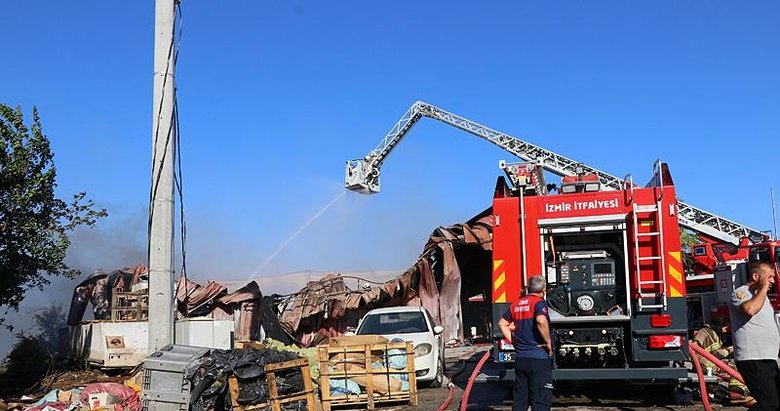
[729,261,780,411]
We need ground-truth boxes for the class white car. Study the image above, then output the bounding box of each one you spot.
[355,306,445,387]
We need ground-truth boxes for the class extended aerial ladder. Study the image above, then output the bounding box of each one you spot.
[345,100,763,245]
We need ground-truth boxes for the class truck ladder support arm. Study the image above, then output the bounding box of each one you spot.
[345,101,763,244]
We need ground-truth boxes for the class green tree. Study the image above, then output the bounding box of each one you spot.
[0,104,107,315]
[680,229,700,274]
[0,305,66,396]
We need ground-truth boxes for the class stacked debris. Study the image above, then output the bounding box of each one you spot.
[3,345,310,411]
[275,212,494,347]
[279,273,413,347]
[67,266,148,325]
[4,382,142,411]
[175,278,229,318]
[174,278,293,344]
[61,211,495,362]
[67,268,291,346]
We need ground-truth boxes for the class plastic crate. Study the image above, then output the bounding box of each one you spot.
[142,344,209,411]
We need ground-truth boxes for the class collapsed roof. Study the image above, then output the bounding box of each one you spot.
[64,210,495,347]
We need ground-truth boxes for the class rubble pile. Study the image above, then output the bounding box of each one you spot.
[8,382,141,411]
[67,266,148,325]
[1,344,312,411]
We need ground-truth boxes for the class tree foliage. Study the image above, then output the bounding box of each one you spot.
[679,230,700,251]
[680,229,700,273]
[0,305,66,396]
[0,104,107,311]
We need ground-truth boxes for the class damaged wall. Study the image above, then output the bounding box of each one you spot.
[279,211,494,346]
[404,211,494,344]
[278,273,414,346]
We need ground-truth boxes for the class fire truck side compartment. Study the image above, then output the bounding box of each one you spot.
[491,165,689,381]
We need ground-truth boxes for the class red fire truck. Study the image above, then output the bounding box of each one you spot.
[491,161,689,380]
[345,101,767,382]
[688,236,780,323]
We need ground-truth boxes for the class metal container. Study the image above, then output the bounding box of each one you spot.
[714,262,748,304]
[174,317,234,349]
[142,344,209,411]
[64,321,149,368]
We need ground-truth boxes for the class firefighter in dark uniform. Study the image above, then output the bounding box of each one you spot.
[498,275,554,411]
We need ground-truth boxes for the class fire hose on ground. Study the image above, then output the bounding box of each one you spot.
[688,343,713,411]
[439,344,744,411]
[436,382,456,411]
[688,342,746,411]
[456,347,493,411]
[689,342,745,384]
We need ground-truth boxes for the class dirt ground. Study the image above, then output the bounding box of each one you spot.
[411,382,746,411]
[1,346,748,411]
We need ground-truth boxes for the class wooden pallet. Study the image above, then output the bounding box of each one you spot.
[228,358,317,411]
[318,341,418,411]
[235,340,266,350]
[110,289,148,321]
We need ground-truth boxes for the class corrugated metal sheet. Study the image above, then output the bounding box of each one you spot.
[277,211,495,345]
[175,277,228,317]
[65,212,494,347]
[219,280,262,304]
[404,212,494,343]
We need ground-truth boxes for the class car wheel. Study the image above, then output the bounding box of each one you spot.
[424,360,444,388]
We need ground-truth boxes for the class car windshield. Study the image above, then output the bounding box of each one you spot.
[358,311,429,334]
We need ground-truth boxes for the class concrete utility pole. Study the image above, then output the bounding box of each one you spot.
[148,0,176,352]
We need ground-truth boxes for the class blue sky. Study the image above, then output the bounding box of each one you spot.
[1,1,778,286]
